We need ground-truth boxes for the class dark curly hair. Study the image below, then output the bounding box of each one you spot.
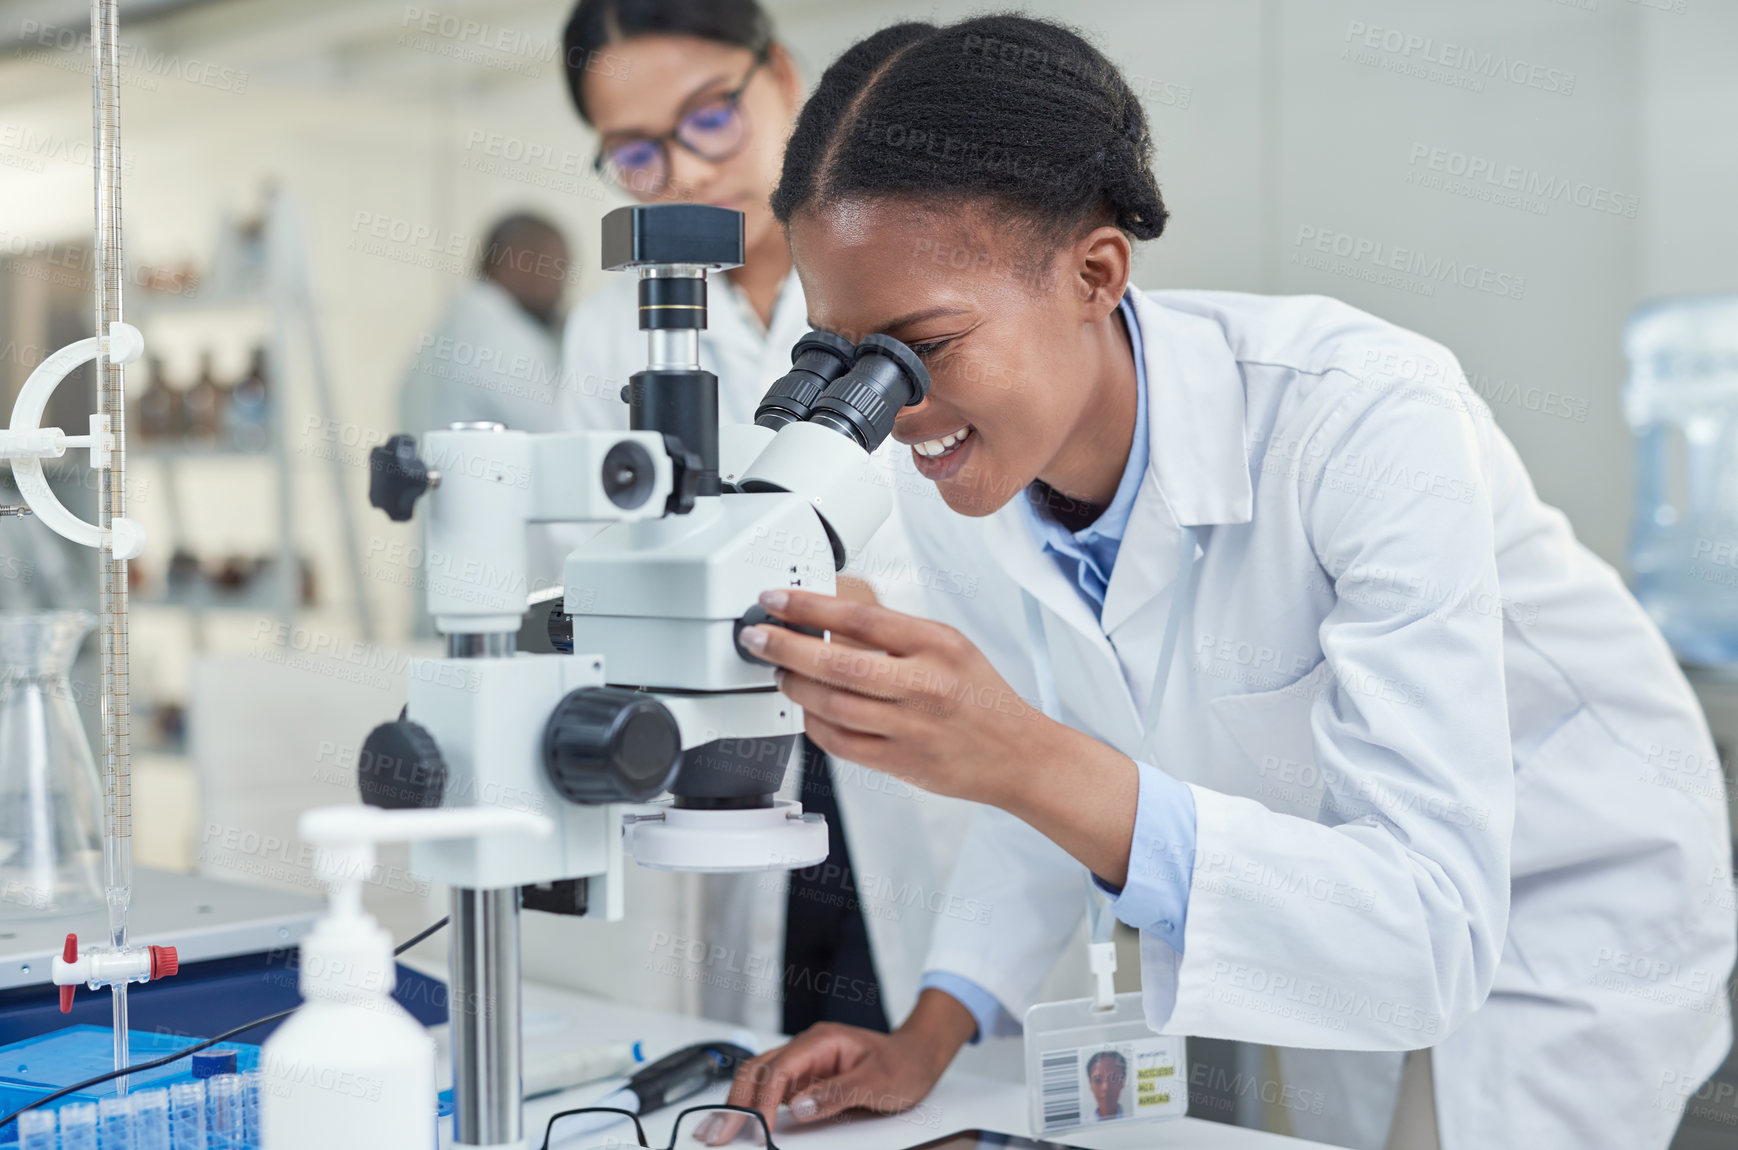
[772,15,1167,254]
[562,0,774,123]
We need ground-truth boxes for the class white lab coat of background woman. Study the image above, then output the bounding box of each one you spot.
[903,288,1736,1149]
[550,268,976,1033]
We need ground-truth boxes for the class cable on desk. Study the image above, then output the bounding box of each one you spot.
[0,914,451,1130]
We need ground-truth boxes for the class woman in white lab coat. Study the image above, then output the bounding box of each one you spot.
[546,0,973,1040]
[712,14,1736,1150]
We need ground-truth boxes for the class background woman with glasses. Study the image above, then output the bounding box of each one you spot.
[550,0,975,1059]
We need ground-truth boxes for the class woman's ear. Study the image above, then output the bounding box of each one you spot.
[1070,225,1133,321]
[767,42,803,114]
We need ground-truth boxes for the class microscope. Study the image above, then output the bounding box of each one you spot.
[357,204,929,1149]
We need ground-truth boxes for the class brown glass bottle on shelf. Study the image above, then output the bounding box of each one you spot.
[136,355,181,440]
[183,351,224,441]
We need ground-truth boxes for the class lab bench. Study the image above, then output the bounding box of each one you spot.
[416,965,1349,1150]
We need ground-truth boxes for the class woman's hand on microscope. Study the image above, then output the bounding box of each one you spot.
[739,589,1054,806]
[738,589,1141,887]
[695,989,976,1145]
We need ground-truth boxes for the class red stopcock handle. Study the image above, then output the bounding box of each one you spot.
[56,934,178,1014]
[58,934,76,1013]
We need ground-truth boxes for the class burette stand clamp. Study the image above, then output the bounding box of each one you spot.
[0,320,148,559]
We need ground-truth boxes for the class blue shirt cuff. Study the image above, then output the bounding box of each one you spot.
[1090,761,1196,954]
[919,971,1018,1044]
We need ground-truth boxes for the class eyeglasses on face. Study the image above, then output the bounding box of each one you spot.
[593,51,767,197]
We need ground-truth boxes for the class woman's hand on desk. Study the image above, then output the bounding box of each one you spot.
[697,989,975,1145]
[739,589,1143,887]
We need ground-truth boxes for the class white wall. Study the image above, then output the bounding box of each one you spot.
[3,0,1729,633]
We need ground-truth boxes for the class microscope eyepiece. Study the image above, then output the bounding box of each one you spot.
[808,333,933,452]
[754,331,856,431]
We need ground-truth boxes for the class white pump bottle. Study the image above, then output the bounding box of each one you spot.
[261,805,551,1150]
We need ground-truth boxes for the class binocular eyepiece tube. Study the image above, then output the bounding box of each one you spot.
[752,331,855,432]
[755,331,932,453]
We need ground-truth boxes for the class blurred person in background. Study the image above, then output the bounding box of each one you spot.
[549,0,975,1041]
[398,211,571,439]
[397,212,573,620]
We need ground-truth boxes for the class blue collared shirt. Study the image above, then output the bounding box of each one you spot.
[918,293,1198,1042]
[1018,294,1153,619]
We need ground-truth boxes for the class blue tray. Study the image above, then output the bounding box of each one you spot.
[0,1024,258,1137]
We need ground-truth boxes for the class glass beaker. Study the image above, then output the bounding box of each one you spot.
[0,610,106,914]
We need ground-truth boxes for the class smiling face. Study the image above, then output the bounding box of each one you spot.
[789,198,1135,517]
[582,34,801,259]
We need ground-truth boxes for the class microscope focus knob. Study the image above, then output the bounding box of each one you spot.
[368,434,437,522]
[358,719,447,809]
[544,687,681,804]
[733,605,824,667]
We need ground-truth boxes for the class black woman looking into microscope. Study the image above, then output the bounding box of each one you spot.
[706,13,1733,1150]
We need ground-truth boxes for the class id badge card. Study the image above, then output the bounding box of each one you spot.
[1023,992,1187,1136]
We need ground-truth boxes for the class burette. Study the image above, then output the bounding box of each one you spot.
[91,0,135,1088]
[0,0,179,1088]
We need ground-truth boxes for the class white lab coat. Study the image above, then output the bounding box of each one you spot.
[544,269,976,1033]
[398,278,574,594]
[908,289,1735,1150]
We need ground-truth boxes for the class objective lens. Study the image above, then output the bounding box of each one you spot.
[808,333,933,452]
[755,331,856,430]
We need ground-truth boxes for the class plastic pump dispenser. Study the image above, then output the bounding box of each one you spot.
[261,805,551,1150]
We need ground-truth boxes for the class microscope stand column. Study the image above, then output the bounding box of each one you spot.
[450,885,523,1148]
[445,627,525,1148]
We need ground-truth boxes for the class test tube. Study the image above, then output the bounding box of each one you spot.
[131,1088,171,1150]
[207,1074,243,1150]
[17,1108,55,1150]
[240,1070,261,1148]
[168,1081,205,1150]
[99,1095,133,1150]
[60,1101,99,1150]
